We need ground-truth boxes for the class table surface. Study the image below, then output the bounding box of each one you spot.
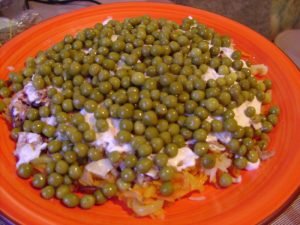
[0,1,299,224]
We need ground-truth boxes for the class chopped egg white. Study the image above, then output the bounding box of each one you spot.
[246,159,260,171]
[80,109,97,130]
[146,167,159,179]
[206,134,226,152]
[117,59,126,69]
[85,159,113,178]
[204,153,232,182]
[167,146,199,171]
[202,68,224,81]
[220,47,234,58]
[82,48,93,54]
[14,132,47,168]
[232,175,242,183]
[7,66,15,71]
[102,16,112,25]
[213,131,232,144]
[41,116,57,126]
[111,35,118,42]
[80,109,133,153]
[23,82,40,103]
[233,97,262,127]
[250,64,268,75]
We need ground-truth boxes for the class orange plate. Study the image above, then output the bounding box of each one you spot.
[0,3,300,225]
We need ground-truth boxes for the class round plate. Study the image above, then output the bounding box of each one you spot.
[0,3,300,225]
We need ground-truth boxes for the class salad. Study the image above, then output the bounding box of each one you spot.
[0,16,279,218]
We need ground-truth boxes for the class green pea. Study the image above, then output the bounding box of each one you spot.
[102,183,117,198]
[211,119,223,132]
[52,93,64,105]
[201,153,216,169]
[192,129,207,142]
[80,195,96,209]
[68,164,82,180]
[123,154,137,168]
[267,114,278,125]
[55,160,69,175]
[261,121,273,133]
[56,112,69,123]
[94,190,107,205]
[84,129,96,142]
[88,148,102,161]
[68,130,83,143]
[131,72,145,86]
[218,172,233,188]
[10,127,20,140]
[121,168,136,182]
[48,140,62,153]
[160,182,174,196]
[55,184,71,199]
[17,163,33,179]
[62,99,73,112]
[194,142,209,156]
[143,111,158,126]
[185,116,201,130]
[94,107,109,119]
[205,98,220,112]
[247,150,259,163]
[133,121,145,135]
[26,108,39,121]
[73,143,88,157]
[164,143,178,157]
[159,166,175,181]
[135,157,153,173]
[23,120,33,132]
[47,172,63,187]
[234,157,248,169]
[32,75,45,90]
[223,118,238,132]
[237,145,247,156]
[42,125,56,138]
[227,138,240,153]
[62,193,80,208]
[84,100,97,113]
[153,153,168,168]
[136,142,152,157]
[269,105,280,116]
[244,106,256,118]
[108,151,121,163]
[41,185,55,199]
[231,50,241,60]
[96,119,109,132]
[31,173,46,189]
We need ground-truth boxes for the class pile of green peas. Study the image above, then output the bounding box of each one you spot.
[0,16,280,208]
